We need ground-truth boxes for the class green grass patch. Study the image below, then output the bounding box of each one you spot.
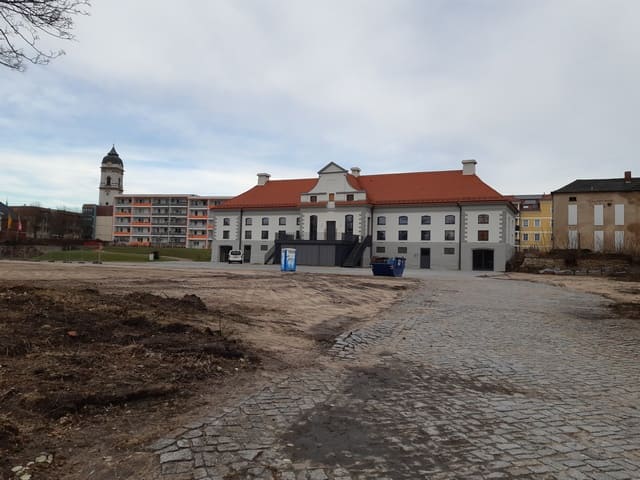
[34,246,212,263]
[105,246,211,261]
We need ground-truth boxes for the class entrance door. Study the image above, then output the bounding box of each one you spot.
[472,249,494,271]
[420,248,431,269]
[219,245,232,262]
[243,245,251,263]
[326,221,336,241]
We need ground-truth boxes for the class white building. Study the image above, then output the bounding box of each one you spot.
[209,161,517,271]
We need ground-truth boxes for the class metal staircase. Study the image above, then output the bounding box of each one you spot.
[342,235,372,267]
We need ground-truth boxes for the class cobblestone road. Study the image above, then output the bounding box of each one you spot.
[153,275,640,479]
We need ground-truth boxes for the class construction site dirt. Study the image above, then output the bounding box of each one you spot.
[0,261,412,480]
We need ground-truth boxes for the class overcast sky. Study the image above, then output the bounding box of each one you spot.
[1,0,639,209]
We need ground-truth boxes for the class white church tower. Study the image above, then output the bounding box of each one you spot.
[99,146,124,206]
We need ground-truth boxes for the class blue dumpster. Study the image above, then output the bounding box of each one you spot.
[371,257,406,277]
[281,247,297,272]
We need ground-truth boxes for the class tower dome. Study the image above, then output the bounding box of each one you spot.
[99,146,124,206]
[102,146,123,166]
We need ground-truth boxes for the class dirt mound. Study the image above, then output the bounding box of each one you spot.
[0,284,257,479]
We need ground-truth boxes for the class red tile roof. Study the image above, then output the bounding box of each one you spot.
[212,169,507,209]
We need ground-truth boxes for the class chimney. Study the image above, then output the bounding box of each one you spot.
[257,173,270,186]
[624,171,632,183]
[462,159,477,175]
[350,167,361,177]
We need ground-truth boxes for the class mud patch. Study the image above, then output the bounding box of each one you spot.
[307,316,362,344]
[282,363,526,477]
[610,302,640,319]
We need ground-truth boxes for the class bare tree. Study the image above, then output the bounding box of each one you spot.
[0,0,90,72]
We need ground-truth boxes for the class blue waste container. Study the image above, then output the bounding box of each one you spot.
[371,257,406,277]
[281,248,297,272]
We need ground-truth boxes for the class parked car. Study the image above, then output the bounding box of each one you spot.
[228,250,243,264]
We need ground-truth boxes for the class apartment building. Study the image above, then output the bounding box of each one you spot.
[509,194,553,251]
[112,194,229,248]
[209,160,517,271]
[552,171,640,252]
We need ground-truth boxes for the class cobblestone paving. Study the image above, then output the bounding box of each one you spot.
[153,276,640,479]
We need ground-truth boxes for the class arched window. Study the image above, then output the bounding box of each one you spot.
[106,176,111,186]
[445,215,456,224]
[421,215,431,225]
[478,214,489,224]
[398,216,408,225]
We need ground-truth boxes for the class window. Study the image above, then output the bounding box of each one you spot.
[534,219,541,228]
[279,217,286,226]
[615,204,624,225]
[260,245,268,251]
[397,247,407,254]
[106,176,111,186]
[522,219,529,227]
[615,231,624,251]
[445,230,455,241]
[345,214,354,235]
[377,216,386,225]
[277,230,286,239]
[261,230,268,239]
[594,205,603,226]
[568,230,578,249]
[421,230,431,241]
[377,230,386,241]
[261,217,269,226]
[478,214,489,224]
[445,215,455,224]
[223,217,230,226]
[421,215,431,225]
[534,233,541,242]
[568,205,578,225]
[569,196,577,202]
[296,217,301,225]
[478,230,489,241]
[346,194,354,201]
[523,233,529,241]
[444,247,455,255]
[398,230,408,241]
[375,246,386,253]
[245,231,252,240]
[594,231,604,252]
[222,230,230,239]
[399,216,408,225]
[310,195,317,203]
[245,218,252,226]
[329,193,335,201]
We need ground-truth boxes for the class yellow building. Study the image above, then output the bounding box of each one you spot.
[511,195,553,251]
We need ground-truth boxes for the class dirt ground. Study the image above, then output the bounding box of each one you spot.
[503,272,640,319]
[0,261,413,480]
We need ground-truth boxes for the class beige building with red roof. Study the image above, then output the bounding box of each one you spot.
[210,160,517,271]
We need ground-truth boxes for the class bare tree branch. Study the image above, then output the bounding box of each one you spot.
[0,0,90,71]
